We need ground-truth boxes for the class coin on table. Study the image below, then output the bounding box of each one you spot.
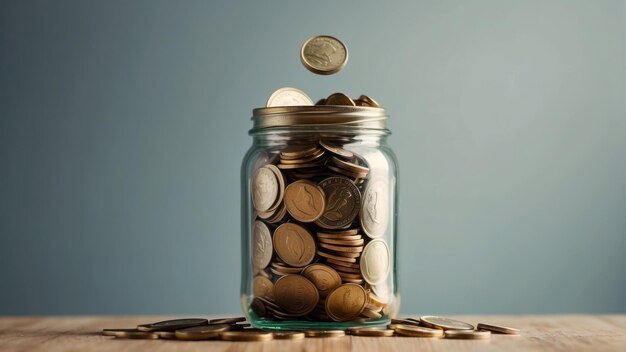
[209,317,247,324]
[267,87,313,107]
[360,239,390,285]
[102,328,140,337]
[325,92,356,106]
[273,223,316,267]
[304,330,346,337]
[274,274,319,316]
[253,220,273,271]
[301,263,342,297]
[360,178,389,238]
[300,35,348,75]
[284,180,326,222]
[349,327,394,337]
[155,331,176,339]
[325,283,368,322]
[445,329,491,340]
[476,323,520,335]
[252,166,279,212]
[137,318,209,332]
[420,316,474,331]
[253,276,275,300]
[272,331,306,340]
[115,330,159,339]
[175,324,230,340]
[393,324,444,338]
[315,177,361,229]
[220,330,274,341]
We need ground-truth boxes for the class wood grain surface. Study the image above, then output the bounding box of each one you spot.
[0,315,625,351]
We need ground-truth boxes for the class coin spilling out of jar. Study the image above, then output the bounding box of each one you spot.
[246,35,395,325]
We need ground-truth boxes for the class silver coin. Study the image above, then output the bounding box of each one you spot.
[360,178,389,238]
[266,87,313,107]
[252,166,279,212]
[300,35,348,75]
[360,239,390,285]
[420,316,475,331]
[315,177,361,229]
[252,220,273,270]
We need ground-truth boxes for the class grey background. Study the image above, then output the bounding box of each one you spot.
[1,0,625,316]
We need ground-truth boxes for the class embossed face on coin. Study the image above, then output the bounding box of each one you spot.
[252,221,273,271]
[273,223,316,267]
[284,180,326,222]
[252,167,279,212]
[361,178,389,238]
[360,239,390,285]
[316,177,361,229]
[274,274,319,316]
[301,264,342,297]
[325,283,367,321]
[300,35,348,75]
[266,87,314,107]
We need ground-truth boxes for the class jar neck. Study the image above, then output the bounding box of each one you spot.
[250,126,390,148]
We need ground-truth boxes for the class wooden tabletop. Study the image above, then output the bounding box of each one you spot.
[0,315,624,351]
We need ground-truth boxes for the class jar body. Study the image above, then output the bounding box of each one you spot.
[240,126,399,330]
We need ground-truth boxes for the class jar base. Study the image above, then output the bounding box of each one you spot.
[250,317,390,331]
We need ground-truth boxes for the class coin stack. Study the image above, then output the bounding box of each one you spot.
[250,88,392,323]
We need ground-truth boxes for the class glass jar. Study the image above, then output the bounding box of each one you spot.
[240,105,399,330]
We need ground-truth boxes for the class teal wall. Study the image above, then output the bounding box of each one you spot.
[1,0,625,315]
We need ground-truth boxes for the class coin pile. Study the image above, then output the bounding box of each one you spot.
[250,88,394,322]
[102,316,519,341]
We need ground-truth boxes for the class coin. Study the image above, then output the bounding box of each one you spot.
[319,140,354,159]
[317,250,357,263]
[252,166,279,212]
[354,95,380,108]
[420,316,474,331]
[102,328,139,337]
[326,258,361,268]
[300,35,348,75]
[267,87,313,107]
[360,239,390,285]
[301,264,342,297]
[349,327,394,337]
[253,276,274,300]
[284,180,326,222]
[361,307,382,319]
[272,331,306,340]
[264,164,285,212]
[274,274,319,316]
[250,298,267,317]
[273,223,316,267]
[209,317,247,324]
[280,145,320,159]
[220,330,274,341]
[325,93,356,106]
[252,220,273,271]
[304,330,346,337]
[445,330,491,340]
[325,283,367,322]
[318,237,364,246]
[361,178,389,238]
[155,331,176,339]
[476,323,520,335]
[319,242,364,253]
[393,324,444,338]
[315,177,361,229]
[175,324,230,340]
[115,330,159,339]
[137,318,209,332]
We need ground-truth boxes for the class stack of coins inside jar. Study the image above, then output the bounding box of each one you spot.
[249,118,393,323]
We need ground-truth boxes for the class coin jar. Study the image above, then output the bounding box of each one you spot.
[240,105,399,330]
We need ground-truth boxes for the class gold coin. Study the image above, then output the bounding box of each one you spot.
[279,150,326,164]
[273,223,316,267]
[319,242,363,253]
[300,35,348,75]
[445,330,491,340]
[116,331,159,339]
[476,323,520,335]
[325,92,356,106]
[267,87,313,107]
[361,307,382,319]
[284,180,326,222]
[317,250,357,263]
[252,166,279,212]
[360,239,390,285]
[319,140,354,159]
[137,318,209,332]
[354,95,380,108]
[272,331,306,340]
[175,324,230,340]
[220,330,274,341]
[280,145,320,159]
[325,283,367,322]
[252,220,273,271]
[304,330,346,337]
[349,327,394,337]
[253,276,275,300]
[420,316,474,331]
[315,177,361,229]
[368,292,389,309]
[101,328,139,337]
[301,264,342,297]
[318,237,365,246]
[155,331,176,339]
[274,274,319,316]
[393,324,444,338]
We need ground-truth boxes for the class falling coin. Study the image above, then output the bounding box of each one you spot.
[445,330,491,340]
[300,35,348,75]
[476,323,520,335]
[266,87,313,107]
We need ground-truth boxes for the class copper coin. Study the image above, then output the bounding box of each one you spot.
[327,258,360,268]
[325,92,356,106]
[253,276,274,300]
[301,264,342,297]
[220,330,274,341]
[317,250,357,263]
[284,180,326,222]
[319,140,354,159]
[175,324,230,340]
[280,145,319,159]
[273,274,319,316]
[273,223,316,267]
[304,330,346,337]
[476,323,520,335]
[319,242,363,253]
[272,331,306,340]
[349,327,394,337]
[393,324,444,338]
[116,331,159,339]
[445,330,491,340]
[325,283,368,322]
[354,94,380,108]
[318,237,365,246]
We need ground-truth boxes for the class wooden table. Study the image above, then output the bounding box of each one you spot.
[1,315,625,351]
